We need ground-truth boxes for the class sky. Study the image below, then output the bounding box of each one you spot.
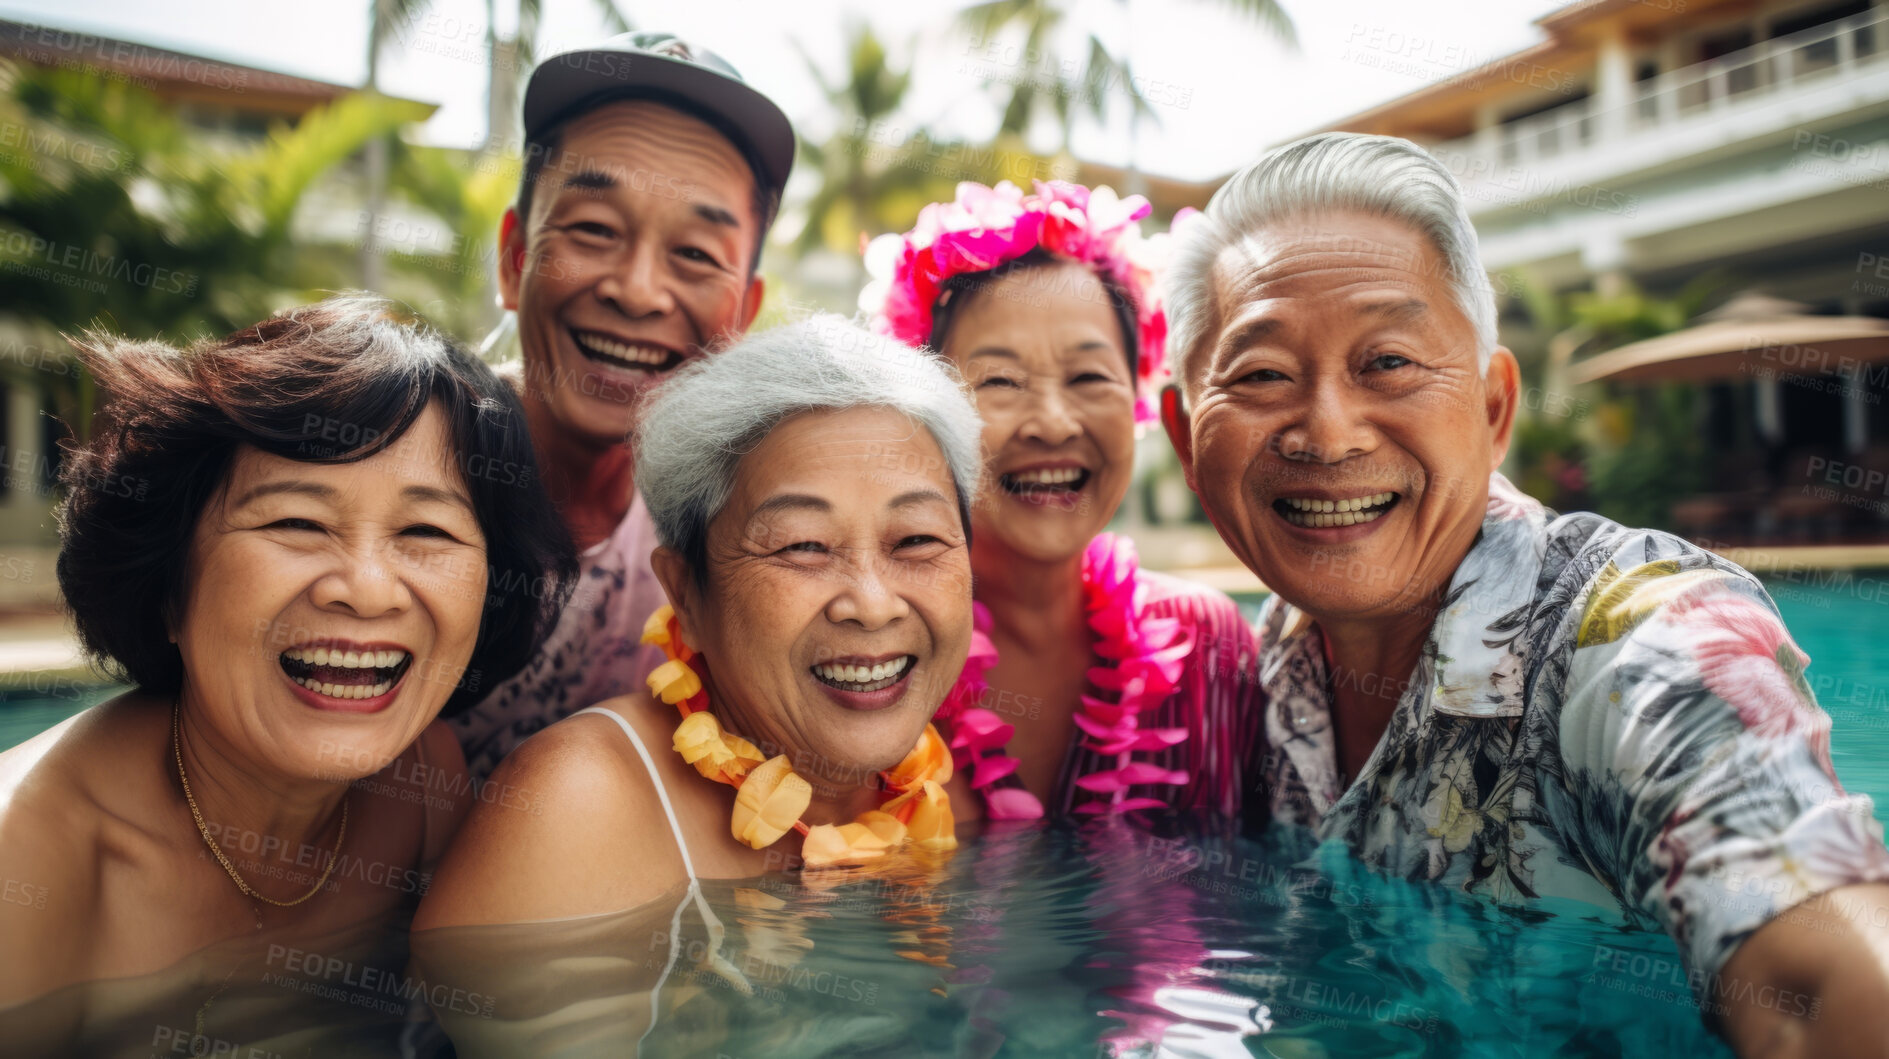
[0,0,1565,182]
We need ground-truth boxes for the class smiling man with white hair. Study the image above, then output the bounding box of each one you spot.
[1161,131,1889,1054]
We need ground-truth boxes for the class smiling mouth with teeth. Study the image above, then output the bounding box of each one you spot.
[1274,491,1400,529]
[810,656,915,693]
[571,330,685,373]
[279,646,413,700]
[999,467,1091,502]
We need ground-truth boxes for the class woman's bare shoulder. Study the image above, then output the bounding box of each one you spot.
[413,695,687,929]
[494,695,677,808]
[0,693,159,1007]
[0,691,166,867]
[0,688,151,789]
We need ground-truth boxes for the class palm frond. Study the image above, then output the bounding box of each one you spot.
[587,0,632,35]
[244,92,435,236]
[955,0,1040,41]
[1208,0,1299,50]
[369,0,434,84]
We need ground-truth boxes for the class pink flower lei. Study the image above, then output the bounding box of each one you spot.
[858,180,1191,426]
[936,533,1193,819]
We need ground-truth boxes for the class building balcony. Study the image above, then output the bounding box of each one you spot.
[1431,7,1889,214]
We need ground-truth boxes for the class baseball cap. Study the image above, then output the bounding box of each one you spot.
[521,31,794,200]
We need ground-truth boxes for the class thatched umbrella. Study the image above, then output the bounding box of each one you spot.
[1567,293,1889,386]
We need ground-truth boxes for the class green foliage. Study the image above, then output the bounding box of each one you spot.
[1519,270,1728,349]
[243,92,434,237]
[792,24,1066,257]
[1511,271,1745,528]
[1509,411,1587,512]
[792,25,936,255]
[0,64,436,441]
[379,141,518,340]
[1585,385,1707,529]
[0,65,430,341]
[1563,284,1698,345]
[1502,273,1737,526]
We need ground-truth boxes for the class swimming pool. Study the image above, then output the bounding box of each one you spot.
[410,820,1739,1057]
[534,575,1883,1058]
[0,684,121,750]
[1767,577,1889,832]
[2,577,1884,1056]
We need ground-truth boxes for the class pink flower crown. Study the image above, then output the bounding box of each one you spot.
[859,180,1188,426]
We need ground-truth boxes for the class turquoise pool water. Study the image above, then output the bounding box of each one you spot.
[1,578,1883,1056]
[1768,577,1889,830]
[409,823,1742,1057]
[0,684,121,750]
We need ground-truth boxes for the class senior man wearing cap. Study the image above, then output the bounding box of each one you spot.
[451,33,794,779]
[1160,132,1889,1054]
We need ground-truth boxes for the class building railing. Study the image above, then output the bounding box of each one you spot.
[1494,95,1597,167]
[1635,6,1882,125]
[1435,7,1889,179]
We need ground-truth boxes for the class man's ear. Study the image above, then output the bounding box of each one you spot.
[498,207,526,312]
[737,273,765,335]
[1484,347,1522,469]
[1159,385,1198,492]
[650,545,697,643]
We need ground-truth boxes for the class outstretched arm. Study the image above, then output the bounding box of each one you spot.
[1552,562,1889,1055]
[1717,882,1889,1058]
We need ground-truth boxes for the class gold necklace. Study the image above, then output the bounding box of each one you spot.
[171,700,347,908]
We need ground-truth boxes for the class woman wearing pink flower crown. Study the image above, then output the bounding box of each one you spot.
[861,180,1263,821]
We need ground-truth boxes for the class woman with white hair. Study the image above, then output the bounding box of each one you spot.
[409,315,982,1049]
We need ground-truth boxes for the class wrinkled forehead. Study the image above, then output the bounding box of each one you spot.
[553,98,749,169]
[720,407,958,531]
[947,262,1124,355]
[535,99,756,219]
[208,403,475,525]
[1212,211,1446,301]
[1177,211,1469,381]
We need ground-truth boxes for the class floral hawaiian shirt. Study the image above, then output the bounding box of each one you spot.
[1251,472,1889,992]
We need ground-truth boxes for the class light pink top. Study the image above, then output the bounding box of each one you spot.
[448,491,668,780]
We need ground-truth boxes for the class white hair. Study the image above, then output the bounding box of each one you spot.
[1164,132,1497,388]
[635,314,984,576]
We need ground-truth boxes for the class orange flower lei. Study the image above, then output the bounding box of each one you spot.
[641,605,958,870]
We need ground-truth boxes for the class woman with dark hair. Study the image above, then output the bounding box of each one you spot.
[0,295,576,1053]
[860,181,1262,821]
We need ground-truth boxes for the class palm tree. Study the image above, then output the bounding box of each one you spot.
[382,140,521,342]
[1520,270,1726,393]
[957,0,1297,149]
[480,0,632,150]
[793,25,942,257]
[361,0,428,290]
[360,0,632,291]
[791,23,1081,276]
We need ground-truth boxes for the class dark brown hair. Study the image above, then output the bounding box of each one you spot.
[925,247,1141,381]
[54,294,578,716]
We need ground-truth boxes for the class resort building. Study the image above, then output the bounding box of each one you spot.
[1319,0,1889,546]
